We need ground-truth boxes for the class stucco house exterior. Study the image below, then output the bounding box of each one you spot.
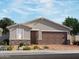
[0,28,9,41]
[7,18,72,45]
[0,28,3,36]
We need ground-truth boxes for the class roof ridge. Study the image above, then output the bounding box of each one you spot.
[7,17,72,30]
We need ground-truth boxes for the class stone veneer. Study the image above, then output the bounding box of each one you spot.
[9,40,30,45]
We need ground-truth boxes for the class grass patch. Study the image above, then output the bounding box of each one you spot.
[33,45,40,50]
[23,46,31,50]
[43,46,49,49]
[7,46,13,51]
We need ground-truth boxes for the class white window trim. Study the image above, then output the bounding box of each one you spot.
[16,28,24,39]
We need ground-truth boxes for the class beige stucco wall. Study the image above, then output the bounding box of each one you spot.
[32,23,69,32]
[31,23,70,40]
[9,21,71,41]
[0,28,3,36]
[67,32,71,40]
[75,35,79,41]
[9,27,30,40]
[24,29,30,40]
[9,28,16,40]
[67,35,79,44]
[67,34,79,45]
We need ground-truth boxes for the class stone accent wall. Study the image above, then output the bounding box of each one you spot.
[9,40,30,45]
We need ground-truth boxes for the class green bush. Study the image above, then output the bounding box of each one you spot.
[3,39,9,45]
[19,43,24,47]
[0,39,8,45]
[7,46,12,51]
[33,46,40,49]
[23,46,31,50]
[43,46,49,49]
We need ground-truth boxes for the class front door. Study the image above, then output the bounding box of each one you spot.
[31,31,38,44]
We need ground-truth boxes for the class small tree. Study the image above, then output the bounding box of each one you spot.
[0,17,16,45]
[63,17,79,44]
[63,16,79,35]
[0,17,16,34]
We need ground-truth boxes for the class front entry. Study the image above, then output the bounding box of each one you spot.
[31,31,38,44]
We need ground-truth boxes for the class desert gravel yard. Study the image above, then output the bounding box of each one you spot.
[36,45,79,50]
[12,45,79,50]
[1,44,79,51]
[0,45,79,59]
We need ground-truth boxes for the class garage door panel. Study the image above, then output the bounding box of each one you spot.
[41,32,67,44]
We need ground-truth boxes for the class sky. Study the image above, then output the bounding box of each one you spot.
[0,0,79,24]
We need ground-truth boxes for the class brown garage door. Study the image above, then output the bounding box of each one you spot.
[40,32,67,44]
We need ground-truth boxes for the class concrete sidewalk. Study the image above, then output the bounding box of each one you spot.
[0,50,79,56]
[0,50,79,59]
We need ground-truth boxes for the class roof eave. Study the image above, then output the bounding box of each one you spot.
[7,24,32,29]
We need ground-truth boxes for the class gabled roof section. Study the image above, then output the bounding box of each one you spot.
[7,24,31,29]
[24,17,72,31]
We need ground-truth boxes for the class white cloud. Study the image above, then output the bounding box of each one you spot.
[39,0,51,3]
[12,8,29,15]
[2,9,8,13]
[1,0,26,15]
[0,0,77,24]
[2,0,53,16]
[53,1,65,6]
[1,0,62,19]
[0,12,10,19]
[25,0,53,14]
[0,0,71,20]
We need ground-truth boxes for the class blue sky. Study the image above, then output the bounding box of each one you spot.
[0,0,79,24]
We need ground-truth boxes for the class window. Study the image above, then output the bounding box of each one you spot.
[16,28,24,39]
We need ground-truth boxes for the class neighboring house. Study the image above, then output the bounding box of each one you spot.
[0,28,3,36]
[0,28,9,41]
[74,33,79,42]
[69,33,79,43]
[7,17,72,45]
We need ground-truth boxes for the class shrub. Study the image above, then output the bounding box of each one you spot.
[43,46,49,49]
[19,43,24,47]
[33,46,40,49]
[23,46,31,50]
[7,46,13,51]
[3,39,9,45]
[0,39,8,45]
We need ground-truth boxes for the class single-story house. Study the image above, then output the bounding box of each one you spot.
[7,17,72,45]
